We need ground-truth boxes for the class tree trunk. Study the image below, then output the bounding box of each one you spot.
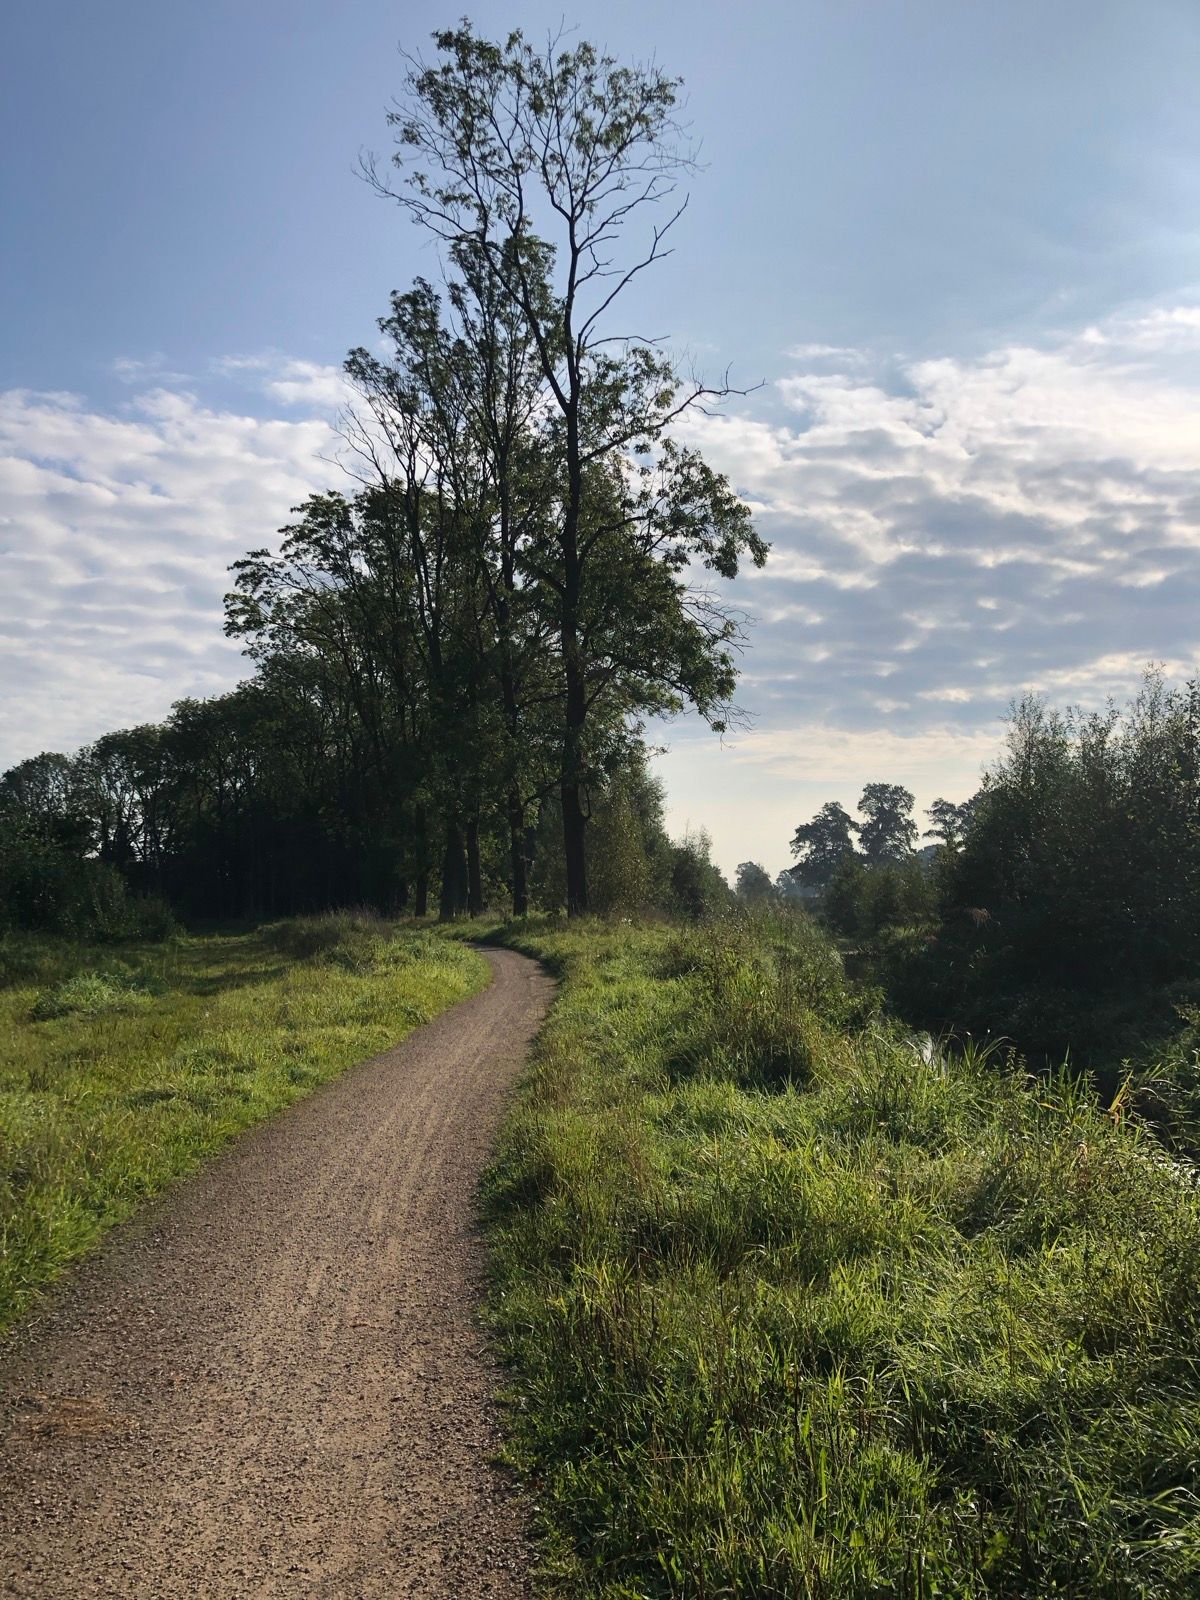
[558,262,588,917]
[508,788,528,916]
[466,818,483,917]
[439,819,468,921]
[561,650,589,916]
[561,782,588,916]
[413,804,429,916]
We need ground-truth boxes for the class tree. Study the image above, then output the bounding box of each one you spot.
[668,828,732,920]
[344,261,559,916]
[789,802,858,888]
[227,479,498,919]
[925,796,975,850]
[0,753,90,853]
[581,749,672,914]
[821,853,867,938]
[775,869,809,905]
[857,783,917,865]
[735,861,774,905]
[369,24,766,914]
[0,750,174,939]
[946,677,1200,989]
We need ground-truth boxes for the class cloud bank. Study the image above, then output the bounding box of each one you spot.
[0,375,341,765]
[681,304,1200,743]
[2,309,1199,872]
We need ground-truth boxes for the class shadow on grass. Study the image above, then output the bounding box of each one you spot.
[173,961,291,998]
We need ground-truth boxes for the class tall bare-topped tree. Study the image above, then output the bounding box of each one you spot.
[366,24,766,913]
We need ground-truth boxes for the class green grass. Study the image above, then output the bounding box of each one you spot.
[0,911,487,1335]
[482,912,1200,1598]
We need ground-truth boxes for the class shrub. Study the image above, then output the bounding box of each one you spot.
[261,907,393,968]
[32,971,155,1022]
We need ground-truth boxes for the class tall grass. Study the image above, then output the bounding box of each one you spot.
[484,912,1200,1597]
[0,918,486,1334]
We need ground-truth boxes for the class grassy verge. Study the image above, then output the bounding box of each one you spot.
[0,912,486,1335]
[483,913,1200,1597]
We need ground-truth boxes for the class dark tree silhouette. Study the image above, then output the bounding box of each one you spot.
[366,24,766,913]
[735,861,775,904]
[789,802,859,888]
[857,783,918,865]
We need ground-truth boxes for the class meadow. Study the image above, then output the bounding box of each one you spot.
[0,913,486,1334]
[483,913,1200,1598]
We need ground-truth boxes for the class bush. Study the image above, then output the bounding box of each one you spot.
[0,821,176,943]
[32,971,156,1022]
[821,854,936,941]
[863,676,1200,1119]
[667,829,733,921]
[261,907,393,968]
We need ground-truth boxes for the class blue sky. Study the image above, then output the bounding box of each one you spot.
[3,1,1200,874]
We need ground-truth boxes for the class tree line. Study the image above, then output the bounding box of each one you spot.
[750,671,1200,1080]
[733,781,965,931]
[0,712,734,936]
[1,26,764,935]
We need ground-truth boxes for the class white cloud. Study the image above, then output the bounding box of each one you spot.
[679,301,1200,747]
[785,342,867,363]
[212,354,350,410]
[112,354,190,386]
[0,376,339,767]
[5,307,1200,882]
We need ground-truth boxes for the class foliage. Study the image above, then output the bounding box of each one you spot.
[0,922,486,1334]
[950,679,1200,991]
[823,854,938,941]
[0,765,176,941]
[857,782,919,864]
[788,800,858,889]
[585,756,674,916]
[666,829,734,921]
[926,795,975,850]
[788,786,924,921]
[483,915,1200,1597]
[734,861,775,904]
[872,675,1200,1111]
[372,22,767,912]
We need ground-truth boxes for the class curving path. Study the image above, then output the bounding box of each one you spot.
[0,947,554,1599]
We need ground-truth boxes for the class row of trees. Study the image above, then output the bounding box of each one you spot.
[770,673,1200,1072]
[731,785,969,935]
[787,784,974,889]
[2,27,763,932]
[0,712,734,935]
[1,684,417,929]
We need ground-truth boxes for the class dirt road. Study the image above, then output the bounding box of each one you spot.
[0,947,554,1599]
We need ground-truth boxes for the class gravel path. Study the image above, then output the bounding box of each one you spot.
[0,947,554,1599]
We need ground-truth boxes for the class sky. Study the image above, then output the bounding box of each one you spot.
[2,0,1199,878]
